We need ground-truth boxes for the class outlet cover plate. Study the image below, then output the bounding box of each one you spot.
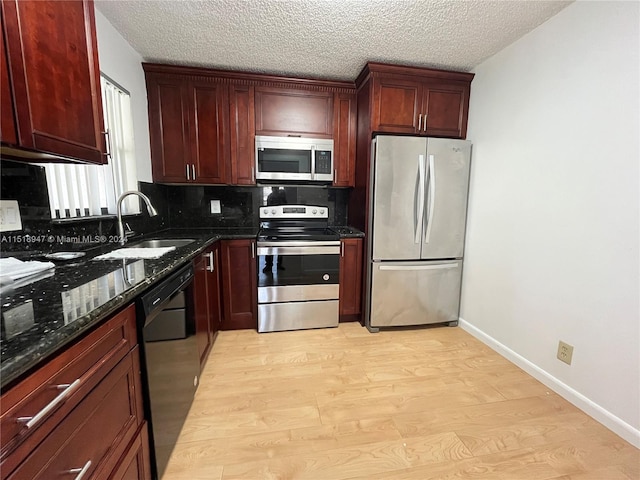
[0,200,22,232]
[210,199,221,214]
[557,340,574,365]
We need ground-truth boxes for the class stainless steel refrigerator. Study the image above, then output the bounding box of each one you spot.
[365,135,471,332]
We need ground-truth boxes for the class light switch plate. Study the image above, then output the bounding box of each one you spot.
[0,200,22,232]
[210,199,221,214]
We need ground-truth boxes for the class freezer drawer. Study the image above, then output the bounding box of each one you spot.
[369,260,462,328]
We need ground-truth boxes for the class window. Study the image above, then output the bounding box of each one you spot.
[41,75,139,219]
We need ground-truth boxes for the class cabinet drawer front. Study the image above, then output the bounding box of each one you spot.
[1,305,136,470]
[109,423,151,480]
[7,350,142,480]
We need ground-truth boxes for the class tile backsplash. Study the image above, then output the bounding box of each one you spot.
[0,160,350,253]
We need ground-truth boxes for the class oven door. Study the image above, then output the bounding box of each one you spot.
[256,241,340,332]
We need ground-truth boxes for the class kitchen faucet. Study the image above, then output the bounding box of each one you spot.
[116,191,158,245]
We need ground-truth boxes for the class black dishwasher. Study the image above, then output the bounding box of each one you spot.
[138,263,199,480]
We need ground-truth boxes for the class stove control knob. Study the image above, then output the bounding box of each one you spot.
[271,209,276,214]
[320,209,325,214]
[312,209,317,214]
[263,208,268,215]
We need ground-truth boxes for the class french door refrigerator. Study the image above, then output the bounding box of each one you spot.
[365,135,471,332]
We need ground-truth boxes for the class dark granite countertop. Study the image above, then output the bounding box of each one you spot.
[0,227,258,389]
[330,226,365,238]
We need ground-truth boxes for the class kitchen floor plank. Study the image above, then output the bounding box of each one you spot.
[160,323,639,479]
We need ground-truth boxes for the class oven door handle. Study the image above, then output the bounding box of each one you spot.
[257,246,340,256]
[257,241,340,248]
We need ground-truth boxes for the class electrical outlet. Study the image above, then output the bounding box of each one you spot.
[0,200,22,232]
[557,341,574,365]
[210,200,221,214]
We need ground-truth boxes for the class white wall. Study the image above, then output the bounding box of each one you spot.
[94,9,152,183]
[462,0,639,446]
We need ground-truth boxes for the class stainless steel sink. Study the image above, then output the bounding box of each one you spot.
[127,239,195,249]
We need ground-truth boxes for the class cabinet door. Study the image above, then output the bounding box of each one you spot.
[109,423,151,480]
[255,87,333,138]
[220,239,257,330]
[422,83,469,139]
[188,80,228,184]
[332,93,356,187]
[229,84,255,184]
[2,0,105,163]
[146,75,190,182]
[1,29,17,145]
[371,76,421,134]
[339,238,363,316]
[193,254,211,367]
[7,350,143,480]
[207,245,222,336]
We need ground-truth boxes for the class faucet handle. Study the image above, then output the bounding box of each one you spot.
[124,222,136,239]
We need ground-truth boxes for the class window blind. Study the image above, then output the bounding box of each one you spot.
[41,76,139,219]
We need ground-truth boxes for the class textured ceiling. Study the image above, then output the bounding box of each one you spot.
[96,0,572,80]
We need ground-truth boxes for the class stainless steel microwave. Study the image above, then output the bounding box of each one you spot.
[255,136,334,183]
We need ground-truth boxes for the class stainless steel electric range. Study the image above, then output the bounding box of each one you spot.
[256,205,340,333]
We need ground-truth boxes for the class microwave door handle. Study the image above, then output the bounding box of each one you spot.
[310,145,316,180]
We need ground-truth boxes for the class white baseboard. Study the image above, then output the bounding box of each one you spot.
[458,317,640,448]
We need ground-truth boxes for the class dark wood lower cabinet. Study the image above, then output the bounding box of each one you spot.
[192,244,222,368]
[220,239,257,330]
[109,423,151,480]
[339,238,363,318]
[193,253,212,367]
[0,305,150,479]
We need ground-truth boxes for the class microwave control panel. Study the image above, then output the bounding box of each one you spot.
[315,151,332,174]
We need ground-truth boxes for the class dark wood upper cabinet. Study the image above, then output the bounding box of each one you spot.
[362,63,473,139]
[372,77,421,134]
[188,79,229,184]
[255,86,333,138]
[229,84,256,185]
[333,92,357,187]
[0,26,16,146]
[1,0,106,164]
[339,238,363,317]
[145,67,229,184]
[220,239,257,331]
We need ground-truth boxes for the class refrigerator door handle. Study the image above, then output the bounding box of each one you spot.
[425,154,436,244]
[415,154,425,244]
[379,263,459,271]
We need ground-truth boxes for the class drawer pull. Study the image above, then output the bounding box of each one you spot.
[17,379,81,429]
[67,460,92,480]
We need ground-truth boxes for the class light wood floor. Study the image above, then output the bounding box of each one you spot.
[162,323,639,480]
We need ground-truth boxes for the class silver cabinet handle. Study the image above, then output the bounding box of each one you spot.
[423,113,428,132]
[17,379,81,429]
[251,165,255,182]
[192,164,196,181]
[417,114,422,132]
[251,242,255,258]
[425,154,436,244]
[102,130,111,159]
[68,460,92,480]
[186,164,190,181]
[206,251,214,272]
[341,241,344,257]
[415,154,425,244]
[334,168,337,183]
